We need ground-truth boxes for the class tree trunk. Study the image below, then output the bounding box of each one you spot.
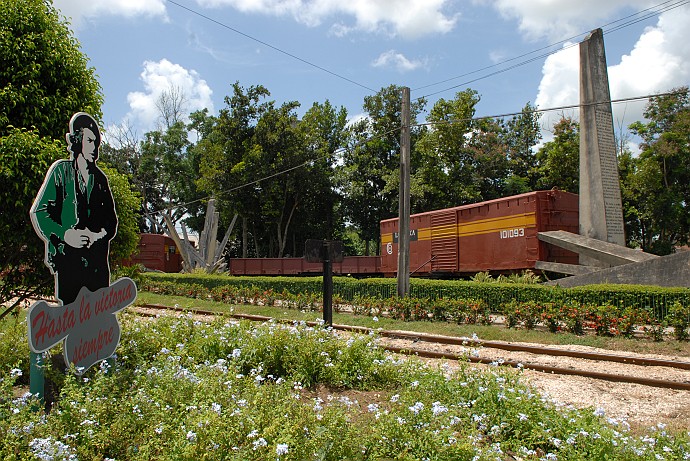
[277,200,298,258]
[242,217,248,258]
[252,222,261,257]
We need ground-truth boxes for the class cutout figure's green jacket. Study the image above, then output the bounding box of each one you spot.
[31,159,116,303]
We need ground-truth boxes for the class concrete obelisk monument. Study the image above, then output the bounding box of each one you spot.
[579,28,625,267]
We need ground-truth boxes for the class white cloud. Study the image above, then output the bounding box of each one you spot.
[372,50,427,72]
[125,59,214,132]
[534,43,579,134]
[196,0,458,39]
[490,0,650,41]
[534,6,690,138]
[53,0,167,26]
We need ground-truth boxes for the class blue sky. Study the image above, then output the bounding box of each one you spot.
[52,0,690,146]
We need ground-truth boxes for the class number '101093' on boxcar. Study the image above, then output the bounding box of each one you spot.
[378,189,579,277]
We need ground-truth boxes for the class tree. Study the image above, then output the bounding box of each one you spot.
[0,130,141,312]
[0,1,141,312]
[0,129,63,309]
[535,117,579,193]
[503,102,542,194]
[0,0,103,139]
[412,89,514,211]
[197,82,271,257]
[292,100,349,250]
[341,85,426,254]
[136,121,192,233]
[626,87,690,254]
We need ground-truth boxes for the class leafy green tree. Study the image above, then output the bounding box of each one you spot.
[197,82,271,257]
[0,129,63,309]
[292,100,349,248]
[535,117,579,193]
[136,121,192,233]
[413,89,517,211]
[341,85,426,254]
[469,116,511,200]
[503,102,542,194]
[0,0,103,139]
[413,89,481,211]
[0,0,104,311]
[627,87,690,254]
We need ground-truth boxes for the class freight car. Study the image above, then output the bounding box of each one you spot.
[379,189,578,277]
[127,233,183,272]
[132,190,579,277]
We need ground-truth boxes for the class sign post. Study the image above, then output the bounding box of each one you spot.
[305,240,343,327]
[28,113,136,401]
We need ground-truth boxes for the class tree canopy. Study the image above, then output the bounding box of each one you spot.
[3,0,689,276]
[0,0,103,139]
[626,87,690,254]
[0,0,139,311]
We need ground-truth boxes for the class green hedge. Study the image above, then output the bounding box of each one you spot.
[141,273,690,319]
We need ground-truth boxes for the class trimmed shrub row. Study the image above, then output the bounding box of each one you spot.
[140,275,690,341]
[143,273,690,319]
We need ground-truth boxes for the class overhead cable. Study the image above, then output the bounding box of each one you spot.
[166,0,377,93]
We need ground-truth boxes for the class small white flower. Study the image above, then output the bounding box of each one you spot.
[10,368,22,378]
[252,438,267,450]
[372,316,379,322]
[186,430,197,442]
[211,402,222,415]
[431,402,448,416]
[408,402,424,414]
[276,443,289,456]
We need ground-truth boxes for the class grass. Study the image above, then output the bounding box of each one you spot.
[135,291,690,358]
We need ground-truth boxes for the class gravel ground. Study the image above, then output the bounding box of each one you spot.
[373,333,690,432]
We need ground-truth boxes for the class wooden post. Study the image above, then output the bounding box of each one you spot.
[323,245,333,327]
[397,87,411,297]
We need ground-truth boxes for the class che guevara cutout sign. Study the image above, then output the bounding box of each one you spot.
[28,112,136,374]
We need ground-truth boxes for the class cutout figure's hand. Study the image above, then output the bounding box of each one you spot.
[64,228,91,248]
[87,228,107,246]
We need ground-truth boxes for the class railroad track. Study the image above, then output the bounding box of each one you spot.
[132,303,690,391]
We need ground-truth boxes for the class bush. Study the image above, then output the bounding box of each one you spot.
[666,302,689,341]
[141,273,690,341]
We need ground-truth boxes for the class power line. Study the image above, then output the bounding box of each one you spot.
[166,0,377,93]
[414,0,688,100]
[413,91,683,129]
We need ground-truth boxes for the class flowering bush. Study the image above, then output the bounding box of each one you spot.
[2,314,689,460]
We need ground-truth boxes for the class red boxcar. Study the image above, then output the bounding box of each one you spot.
[129,233,182,273]
[229,256,380,276]
[379,190,579,276]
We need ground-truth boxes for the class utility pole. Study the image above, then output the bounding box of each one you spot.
[397,87,411,297]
